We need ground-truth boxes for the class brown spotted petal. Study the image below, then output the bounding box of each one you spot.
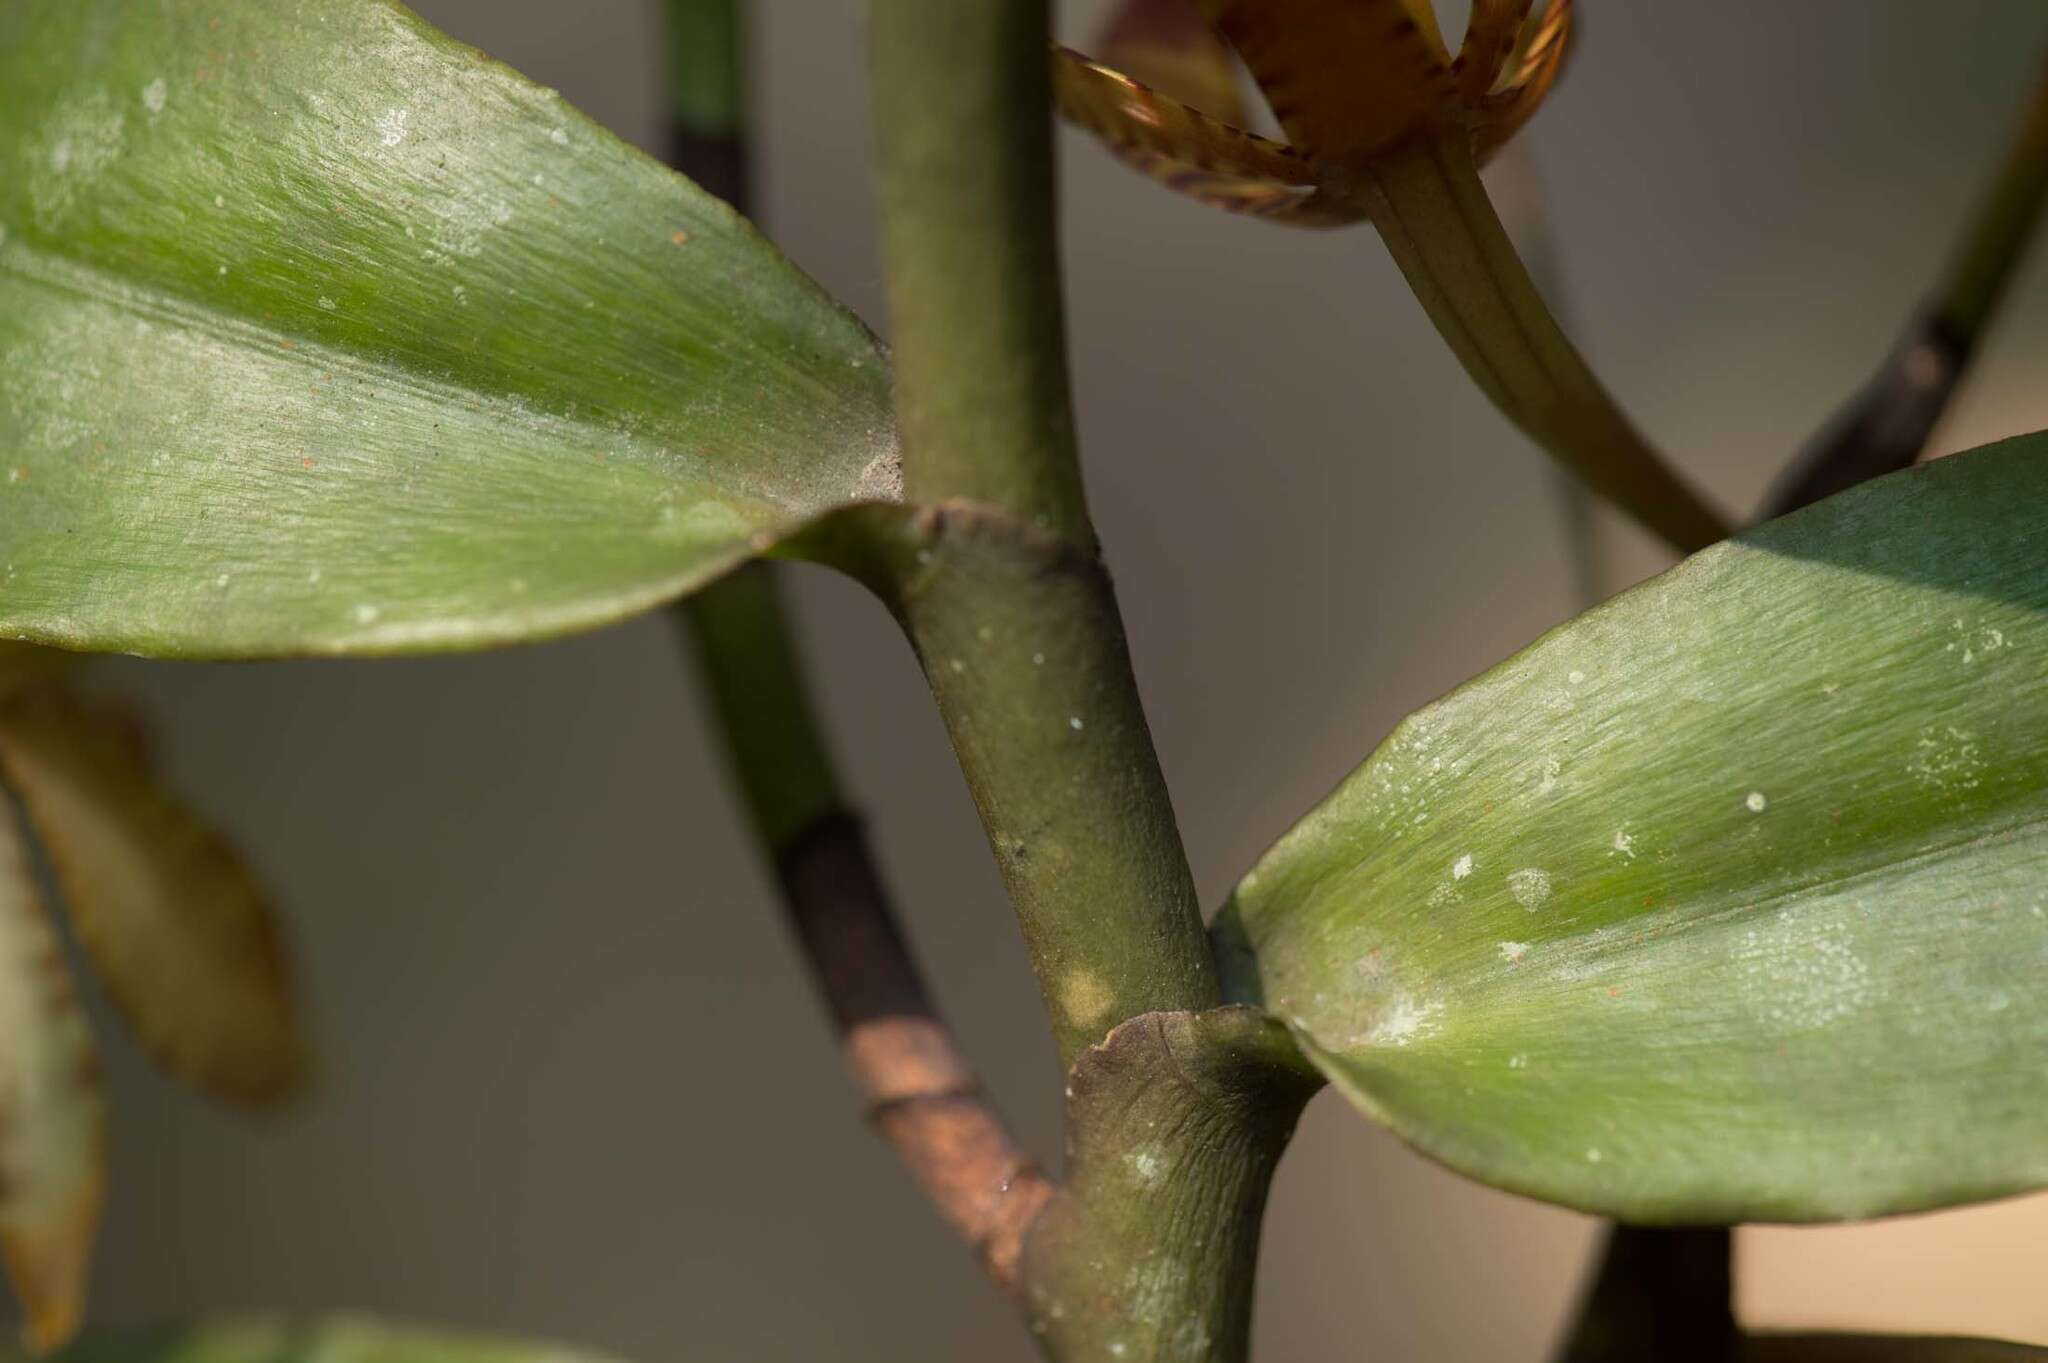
[0,688,309,1109]
[1455,0,1535,99]
[1473,0,1574,162]
[1054,48,1359,226]
[0,790,105,1352]
[1194,0,1452,162]
[1097,0,1249,127]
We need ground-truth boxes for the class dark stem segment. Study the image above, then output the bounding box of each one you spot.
[1764,54,2048,520]
[1355,128,1730,555]
[678,561,1054,1296]
[663,0,1048,1299]
[669,124,748,209]
[776,811,1054,1290]
[1554,1226,1736,1363]
[664,0,745,203]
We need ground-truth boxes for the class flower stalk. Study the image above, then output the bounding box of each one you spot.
[1056,0,1733,552]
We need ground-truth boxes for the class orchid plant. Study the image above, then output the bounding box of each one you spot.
[2,1,2047,1361]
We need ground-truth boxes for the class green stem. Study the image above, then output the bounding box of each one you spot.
[1354,127,1729,554]
[863,14,1270,1354]
[866,0,1217,1068]
[677,564,840,852]
[869,0,1093,544]
[810,505,1220,1071]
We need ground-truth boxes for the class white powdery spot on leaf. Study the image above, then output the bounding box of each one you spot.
[30,89,127,227]
[1508,867,1552,910]
[1909,725,1985,795]
[1611,827,1636,859]
[376,107,410,147]
[1746,790,1768,813]
[1498,941,1529,963]
[1736,912,1873,1032]
[141,78,168,114]
[1452,853,1474,881]
[1949,617,2008,666]
[1365,994,1443,1047]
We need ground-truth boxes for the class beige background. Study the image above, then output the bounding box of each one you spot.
[66,2,2048,1359]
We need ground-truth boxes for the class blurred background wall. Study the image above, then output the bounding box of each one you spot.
[66,1,2048,1359]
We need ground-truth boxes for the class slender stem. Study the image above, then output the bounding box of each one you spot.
[1934,53,2048,345]
[1486,144,1611,602]
[682,578,1053,1286]
[1354,127,1730,554]
[663,0,747,207]
[1765,52,2048,520]
[869,0,1093,544]
[663,0,1049,1296]
[867,1,1218,1069]
[678,565,839,848]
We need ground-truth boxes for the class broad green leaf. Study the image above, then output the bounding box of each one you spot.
[1217,434,2048,1222]
[0,0,895,657]
[0,686,308,1106]
[25,1320,627,1363]
[0,790,104,1351]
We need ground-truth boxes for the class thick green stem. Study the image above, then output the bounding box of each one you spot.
[865,3,1218,1065]
[870,0,1092,544]
[863,11,1300,1359]
[1355,128,1729,554]
[808,506,1220,1070]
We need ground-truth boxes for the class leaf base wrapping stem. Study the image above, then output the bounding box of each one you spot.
[1022,1007,1323,1363]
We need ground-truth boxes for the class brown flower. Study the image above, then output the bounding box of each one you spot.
[1057,0,1572,227]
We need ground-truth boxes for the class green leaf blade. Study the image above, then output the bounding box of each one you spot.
[1223,435,2048,1222]
[0,0,894,656]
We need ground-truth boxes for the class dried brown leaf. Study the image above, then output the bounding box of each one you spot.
[0,689,308,1109]
[0,792,105,1352]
